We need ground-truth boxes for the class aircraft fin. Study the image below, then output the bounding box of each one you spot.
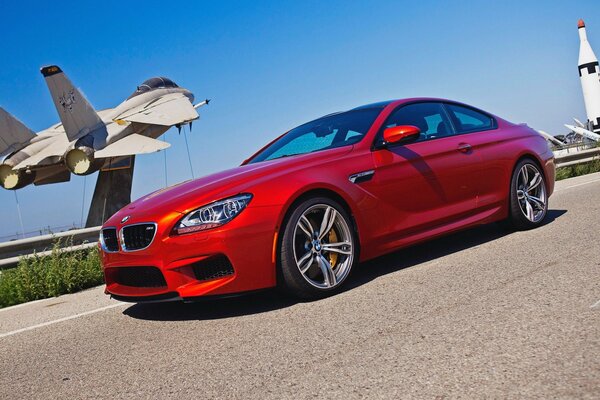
[94,134,170,158]
[41,65,104,142]
[0,107,36,157]
[573,117,585,128]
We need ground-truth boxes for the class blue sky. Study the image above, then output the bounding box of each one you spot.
[0,0,598,238]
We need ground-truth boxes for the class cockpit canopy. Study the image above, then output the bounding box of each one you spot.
[128,77,179,99]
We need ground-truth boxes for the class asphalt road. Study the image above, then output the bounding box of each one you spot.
[1,173,600,399]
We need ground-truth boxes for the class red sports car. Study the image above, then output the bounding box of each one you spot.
[100,98,555,301]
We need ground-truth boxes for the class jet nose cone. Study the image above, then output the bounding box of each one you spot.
[578,19,585,29]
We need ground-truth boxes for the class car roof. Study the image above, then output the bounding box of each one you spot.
[351,98,465,111]
[351,100,396,110]
[325,98,491,121]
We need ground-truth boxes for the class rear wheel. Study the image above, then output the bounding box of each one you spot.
[508,159,548,229]
[279,197,357,300]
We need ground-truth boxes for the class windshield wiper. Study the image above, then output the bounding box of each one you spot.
[268,154,295,161]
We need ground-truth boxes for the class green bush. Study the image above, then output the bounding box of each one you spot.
[0,239,104,308]
[556,158,600,181]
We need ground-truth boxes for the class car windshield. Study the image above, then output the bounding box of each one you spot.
[247,107,383,164]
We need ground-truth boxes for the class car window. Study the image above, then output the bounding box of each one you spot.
[381,102,453,142]
[267,130,338,160]
[344,130,363,142]
[445,103,495,133]
[247,107,382,163]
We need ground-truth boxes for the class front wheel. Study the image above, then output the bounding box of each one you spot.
[508,159,548,229]
[279,197,357,300]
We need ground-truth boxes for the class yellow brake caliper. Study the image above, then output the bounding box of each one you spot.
[328,229,338,269]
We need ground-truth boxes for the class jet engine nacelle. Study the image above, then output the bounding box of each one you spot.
[64,146,104,176]
[0,163,36,190]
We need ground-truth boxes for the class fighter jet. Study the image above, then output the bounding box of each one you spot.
[0,65,208,190]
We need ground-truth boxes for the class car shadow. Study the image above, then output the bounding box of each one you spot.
[345,208,567,292]
[123,209,567,322]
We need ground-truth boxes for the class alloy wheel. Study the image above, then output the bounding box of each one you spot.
[516,163,547,223]
[292,204,354,289]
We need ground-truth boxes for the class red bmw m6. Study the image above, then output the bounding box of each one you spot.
[100,98,555,301]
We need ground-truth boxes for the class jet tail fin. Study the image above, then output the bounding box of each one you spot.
[0,107,36,157]
[41,65,104,142]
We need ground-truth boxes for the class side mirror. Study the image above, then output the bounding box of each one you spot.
[383,125,421,145]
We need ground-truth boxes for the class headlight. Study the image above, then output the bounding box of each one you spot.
[173,193,253,235]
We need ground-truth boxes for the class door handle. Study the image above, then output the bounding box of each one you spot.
[457,143,472,153]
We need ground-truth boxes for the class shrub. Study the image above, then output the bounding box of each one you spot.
[0,239,104,308]
[555,158,600,181]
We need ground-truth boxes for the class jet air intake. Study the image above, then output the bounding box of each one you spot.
[64,146,104,176]
[0,163,36,190]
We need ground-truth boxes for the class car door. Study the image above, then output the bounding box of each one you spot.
[442,102,503,211]
[364,101,482,248]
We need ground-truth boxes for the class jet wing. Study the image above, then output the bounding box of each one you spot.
[94,134,170,158]
[537,130,565,146]
[0,107,36,157]
[115,93,199,126]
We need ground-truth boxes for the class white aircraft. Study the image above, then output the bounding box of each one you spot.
[0,65,208,190]
[572,117,586,128]
[537,130,567,146]
[564,124,600,142]
[539,120,600,147]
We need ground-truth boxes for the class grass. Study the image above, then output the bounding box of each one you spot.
[556,158,600,181]
[0,239,104,308]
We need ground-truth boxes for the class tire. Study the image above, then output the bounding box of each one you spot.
[279,197,357,300]
[507,159,548,230]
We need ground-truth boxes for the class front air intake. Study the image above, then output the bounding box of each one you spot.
[108,266,167,288]
[191,255,235,281]
[100,228,119,252]
[121,223,156,251]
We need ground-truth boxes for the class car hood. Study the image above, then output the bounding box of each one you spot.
[112,146,353,220]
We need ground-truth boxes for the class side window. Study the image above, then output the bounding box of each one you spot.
[344,130,363,143]
[445,103,495,133]
[382,102,453,142]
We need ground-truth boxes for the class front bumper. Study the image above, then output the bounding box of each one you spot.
[544,154,556,197]
[101,205,279,301]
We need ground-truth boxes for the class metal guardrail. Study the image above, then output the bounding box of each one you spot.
[0,224,86,243]
[552,141,595,151]
[554,147,600,167]
[0,226,101,269]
